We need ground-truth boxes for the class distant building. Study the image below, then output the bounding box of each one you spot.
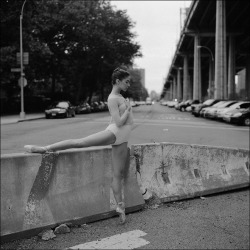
[134,68,145,87]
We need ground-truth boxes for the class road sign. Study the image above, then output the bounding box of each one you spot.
[11,68,21,72]
[16,52,29,65]
[18,77,27,87]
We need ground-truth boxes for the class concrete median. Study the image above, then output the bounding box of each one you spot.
[1,142,249,242]
[131,143,249,202]
[0,147,144,242]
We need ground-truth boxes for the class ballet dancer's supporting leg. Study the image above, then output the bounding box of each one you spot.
[111,142,128,224]
[24,130,116,153]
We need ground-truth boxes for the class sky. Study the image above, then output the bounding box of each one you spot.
[112,0,192,94]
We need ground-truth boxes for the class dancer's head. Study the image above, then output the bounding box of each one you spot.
[111,67,130,91]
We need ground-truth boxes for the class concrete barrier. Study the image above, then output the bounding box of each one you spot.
[131,143,249,202]
[1,147,144,241]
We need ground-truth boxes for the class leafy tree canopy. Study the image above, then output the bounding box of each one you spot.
[1,0,146,112]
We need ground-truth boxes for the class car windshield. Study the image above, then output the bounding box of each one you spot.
[227,102,242,109]
[211,101,223,107]
[203,99,214,105]
[219,101,236,108]
[56,102,69,108]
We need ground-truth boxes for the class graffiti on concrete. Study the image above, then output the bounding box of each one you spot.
[23,152,58,229]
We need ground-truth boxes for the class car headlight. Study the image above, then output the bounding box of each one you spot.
[232,112,242,117]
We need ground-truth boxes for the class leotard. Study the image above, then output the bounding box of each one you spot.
[105,94,133,145]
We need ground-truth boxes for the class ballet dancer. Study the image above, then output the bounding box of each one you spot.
[24,67,133,224]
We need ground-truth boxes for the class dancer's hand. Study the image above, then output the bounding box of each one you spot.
[125,99,131,112]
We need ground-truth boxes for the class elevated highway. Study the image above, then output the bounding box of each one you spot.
[162,0,250,102]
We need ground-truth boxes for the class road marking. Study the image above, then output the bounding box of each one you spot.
[75,119,249,131]
[160,124,249,131]
[68,230,149,249]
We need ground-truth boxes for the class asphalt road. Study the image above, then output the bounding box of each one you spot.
[1,188,249,249]
[1,103,249,154]
[1,103,249,249]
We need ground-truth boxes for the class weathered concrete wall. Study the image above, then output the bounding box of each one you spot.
[1,143,249,241]
[1,147,144,239]
[132,143,249,202]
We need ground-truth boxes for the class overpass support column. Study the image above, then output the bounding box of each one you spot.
[177,68,182,100]
[208,58,214,99]
[215,0,227,99]
[246,56,250,100]
[170,82,173,100]
[228,36,236,99]
[193,35,201,100]
[183,55,189,100]
[189,74,193,100]
[173,76,177,100]
[166,87,170,100]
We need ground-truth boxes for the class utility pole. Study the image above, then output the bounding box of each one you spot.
[19,0,27,119]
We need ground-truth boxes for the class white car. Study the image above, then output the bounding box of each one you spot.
[216,101,250,119]
[204,100,237,119]
[201,101,226,117]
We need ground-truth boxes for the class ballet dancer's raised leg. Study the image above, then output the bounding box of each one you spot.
[111,142,128,224]
[24,130,116,153]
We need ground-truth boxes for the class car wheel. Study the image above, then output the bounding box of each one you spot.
[244,117,250,126]
[45,114,50,119]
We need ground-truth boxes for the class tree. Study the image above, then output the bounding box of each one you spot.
[0,0,142,112]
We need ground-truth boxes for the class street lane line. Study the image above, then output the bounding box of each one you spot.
[159,124,249,131]
[68,230,150,249]
[75,120,249,131]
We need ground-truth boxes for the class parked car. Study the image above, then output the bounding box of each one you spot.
[98,101,106,111]
[216,101,250,120]
[204,100,237,119]
[75,102,91,114]
[192,99,221,117]
[130,100,138,107]
[146,97,152,105]
[175,100,184,110]
[199,100,224,117]
[104,101,109,110]
[45,101,76,119]
[161,101,168,106]
[179,99,200,111]
[167,100,178,108]
[223,107,250,126]
[90,102,101,112]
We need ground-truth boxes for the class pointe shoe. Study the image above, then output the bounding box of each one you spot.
[116,202,126,224]
[24,145,47,154]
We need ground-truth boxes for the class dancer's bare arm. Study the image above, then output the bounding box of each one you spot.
[108,98,131,127]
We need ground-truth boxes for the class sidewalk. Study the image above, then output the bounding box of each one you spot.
[0,113,44,125]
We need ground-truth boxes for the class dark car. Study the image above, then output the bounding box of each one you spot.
[75,102,91,114]
[223,107,250,126]
[179,99,200,111]
[90,102,101,112]
[192,99,221,117]
[98,101,106,111]
[175,100,184,110]
[45,101,76,119]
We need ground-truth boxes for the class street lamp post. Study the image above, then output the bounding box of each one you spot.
[20,0,27,119]
[197,45,214,98]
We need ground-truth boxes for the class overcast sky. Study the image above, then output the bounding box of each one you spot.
[112,0,192,94]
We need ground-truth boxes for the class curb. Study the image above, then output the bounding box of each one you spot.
[1,116,44,125]
[18,117,44,122]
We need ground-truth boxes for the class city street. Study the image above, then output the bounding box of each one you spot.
[1,102,249,155]
[1,103,249,249]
